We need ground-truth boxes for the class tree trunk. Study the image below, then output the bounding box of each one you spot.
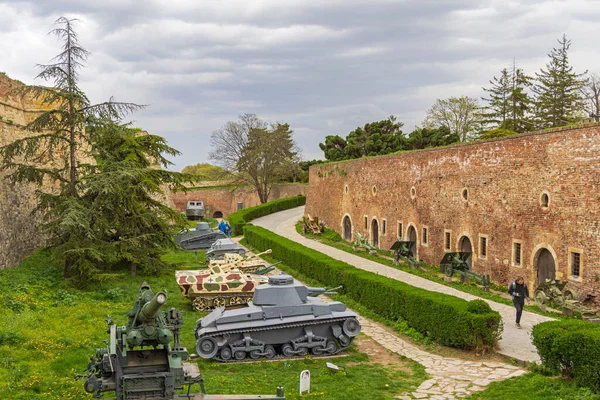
[64,257,73,278]
[130,262,137,277]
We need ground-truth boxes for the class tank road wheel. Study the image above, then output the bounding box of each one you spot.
[338,334,350,347]
[264,345,276,359]
[343,318,361,338]
[192,297,209,312]
[220,347,232,361]
[234,351,246,361]
[282,344,295,357]
[298,347,308,356]
[229,296,244,306]
[249,350,261,360]
[325,341,338,354]
[196,337,219,359]
[213,297,227,308]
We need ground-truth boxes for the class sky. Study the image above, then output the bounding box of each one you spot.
[1,0,599,170]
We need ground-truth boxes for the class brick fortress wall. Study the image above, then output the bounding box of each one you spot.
[306,124,600,304]
[0,74,55,268]
[171,184,307,217]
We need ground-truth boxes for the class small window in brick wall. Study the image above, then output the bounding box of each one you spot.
[382,219,387,235]
[364,216,368,230]
[513,242,522,266]
[571,252,581,277]
[398,223,403,239]
[445,231,451,250]
[422,227,428,245]
[480,236,487,258]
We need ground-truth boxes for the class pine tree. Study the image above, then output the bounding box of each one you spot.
[0,17,144,278]
[45,119,193,286]
[482,62,533,133]
[507,63,534,132]
[533,34,587,128]
[482,68,511,128]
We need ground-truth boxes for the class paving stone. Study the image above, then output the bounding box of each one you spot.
[412,393,428,399]
[419,380,436,390]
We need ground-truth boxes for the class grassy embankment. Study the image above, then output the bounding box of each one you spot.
[0,247,427,400]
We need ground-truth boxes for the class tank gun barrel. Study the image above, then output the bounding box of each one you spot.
[138,291,167,322]
[307,285,342,296]
[247,249,272,259]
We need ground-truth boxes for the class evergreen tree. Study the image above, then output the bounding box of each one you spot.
[407,126,459,149]
[45,119,192,286]
[482,68,511,128]
[482,63,533,133]
[533,34,587,128]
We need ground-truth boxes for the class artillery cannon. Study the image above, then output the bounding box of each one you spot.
[302,214,325,235]
[440,252,490,291]
[76,282,286,399]
[534,279,599,320]
[390,239,418,268]
[353,232,377,255]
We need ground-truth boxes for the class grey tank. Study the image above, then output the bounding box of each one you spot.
[175,222,227,250]
[194,274,361,361]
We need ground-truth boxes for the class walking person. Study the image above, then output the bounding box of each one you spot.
[508,276,530,328]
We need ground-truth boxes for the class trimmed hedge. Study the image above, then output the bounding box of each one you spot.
[532,320,600,392]
[228,195,306,235]
[244,225,502,350]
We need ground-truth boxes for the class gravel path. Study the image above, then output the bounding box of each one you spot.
[251,206,554,363]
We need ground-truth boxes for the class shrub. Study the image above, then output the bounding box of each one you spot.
[244,225,502,350]
[228,195,306,235]
[532,320,600,392]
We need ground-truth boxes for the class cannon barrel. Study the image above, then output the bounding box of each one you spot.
[138,291,167,323]
[307,285,342,297]
[245,249,272,260]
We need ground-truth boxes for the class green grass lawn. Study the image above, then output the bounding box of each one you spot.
[467,373,600,400]
[0,247,427,399]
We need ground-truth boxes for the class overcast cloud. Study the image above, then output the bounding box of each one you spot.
[1,0,599,170]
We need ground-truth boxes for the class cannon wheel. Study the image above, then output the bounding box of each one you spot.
[444,264,454,277]
[534,289,547,305]
[563,290,575,301]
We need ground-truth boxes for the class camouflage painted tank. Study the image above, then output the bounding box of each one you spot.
[194,274,361,361]
[207,250,274,274]
[176,269,269,311]
[174,222,226,250]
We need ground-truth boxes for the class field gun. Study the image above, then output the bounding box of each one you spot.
[77,282,286,399]
[390,239,418,268]
[353,231,377,255]
[440,252,490,291]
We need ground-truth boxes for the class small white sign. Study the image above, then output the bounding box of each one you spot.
[299,369,310,395]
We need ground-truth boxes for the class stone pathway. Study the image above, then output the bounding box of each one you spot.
[252,206,554,363]
[359,317,526,399]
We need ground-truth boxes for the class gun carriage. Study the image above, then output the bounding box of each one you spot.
[440,252,490,291]
[390,239,418,268]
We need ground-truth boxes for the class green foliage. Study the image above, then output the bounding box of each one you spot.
[228,195,306,235]
[532,319,600,392]
[466,299,493,314]
[481,65,534,133]
[468,373,600,400]
[533,34,587,129]
[244,225,502,350]
[52,290,77,307]
[319,116,406,161]
[479,128,518,139]
[180,162,227,180]
[407,125,460,149]
[42,119,193,286]
[423,96,483,141]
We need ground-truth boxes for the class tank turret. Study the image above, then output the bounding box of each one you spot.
[194,274,361,361]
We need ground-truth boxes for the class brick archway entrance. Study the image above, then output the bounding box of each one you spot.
[343,215,352,241]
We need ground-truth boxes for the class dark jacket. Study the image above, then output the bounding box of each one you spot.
[508,281,529,303]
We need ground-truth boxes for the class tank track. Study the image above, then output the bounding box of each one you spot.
[196,317,356,362]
